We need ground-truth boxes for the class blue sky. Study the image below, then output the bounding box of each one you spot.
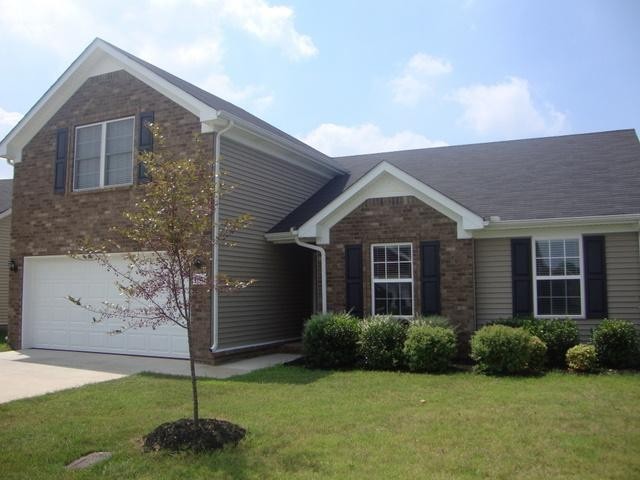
[0,0,639,179]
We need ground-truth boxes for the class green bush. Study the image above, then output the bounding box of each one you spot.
[302,313,361,369]
[470,325,547,375]
[403,325,457,373]
[358,316,408,370]
[411,315,453,329]
[566,344,598,373]
[523,318,579,368]
[527,336,548,373]
[490,317,579,368]
[593,319,639,369]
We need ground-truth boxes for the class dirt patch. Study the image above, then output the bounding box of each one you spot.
[143,418,246,453]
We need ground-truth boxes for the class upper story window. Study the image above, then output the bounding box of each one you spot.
[371,243,414,316]
[533,238,584,317]
[74,117,134,190]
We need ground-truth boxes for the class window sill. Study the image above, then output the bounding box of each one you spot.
[70,183,134,195]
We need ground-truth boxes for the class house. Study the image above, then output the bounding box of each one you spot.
[0,179,12,327]
[0,38,639,362]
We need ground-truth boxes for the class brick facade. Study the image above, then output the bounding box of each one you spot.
[325,196,475,341]
[8,70,215,361]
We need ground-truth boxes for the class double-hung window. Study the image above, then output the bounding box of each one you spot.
[533,238,583,317]
[74,117,134,190]
[372,243,414,316]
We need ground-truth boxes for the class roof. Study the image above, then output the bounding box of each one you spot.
[103,40,332,163]
[0,179,13,214]
[270,129,640,232]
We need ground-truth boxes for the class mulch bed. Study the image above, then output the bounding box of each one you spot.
[143,418,246,453]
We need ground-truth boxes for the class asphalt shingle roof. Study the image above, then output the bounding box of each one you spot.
[270,129,640,233]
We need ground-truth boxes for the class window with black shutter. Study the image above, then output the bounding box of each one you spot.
[138,111,154,184]
[420,241,440,315]
[54,128,68,193]
[345,245,363,317]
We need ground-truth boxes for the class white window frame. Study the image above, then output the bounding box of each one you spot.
[531,235,585,319]
[73,116,135,191]
[370,242,414,318]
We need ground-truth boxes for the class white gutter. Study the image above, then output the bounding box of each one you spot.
[484,213,640,230]
[292,228,327,314]
[210,119,234,353]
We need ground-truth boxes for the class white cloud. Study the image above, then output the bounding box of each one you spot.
[217,0,318,59]
[300,123,447,157]
[452,76,568,137]
[391,53,452,106]
[200,74,274,112]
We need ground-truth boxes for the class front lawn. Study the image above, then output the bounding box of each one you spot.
[1,367,639,479]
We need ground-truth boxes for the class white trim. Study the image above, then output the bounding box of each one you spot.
[264,230,297,244]
[73,116,135,191]
[0,208,11,220]
[370,242,414,318]
[297,162,485,244]
[473,221,640,239]
[531,236,585,319]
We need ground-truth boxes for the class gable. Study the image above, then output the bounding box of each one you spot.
[296,161,485,244]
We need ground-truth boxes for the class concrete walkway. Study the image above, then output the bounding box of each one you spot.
[0,349,300,404]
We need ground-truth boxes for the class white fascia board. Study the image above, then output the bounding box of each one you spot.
[475,214,640,239]
[264,230,298,244]
[298,161,484,243]
[0,38,219,163]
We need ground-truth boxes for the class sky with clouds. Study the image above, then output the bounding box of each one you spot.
[0,0,638,179]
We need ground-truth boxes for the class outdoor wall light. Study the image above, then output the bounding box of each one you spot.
[8,260,17,272]
[193,257,205,269]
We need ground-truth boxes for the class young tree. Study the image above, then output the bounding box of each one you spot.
[68,126,253,427]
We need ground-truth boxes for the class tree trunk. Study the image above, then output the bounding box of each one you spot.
[186,318,200,427]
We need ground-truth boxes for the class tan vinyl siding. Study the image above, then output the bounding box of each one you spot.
[0,216,9,325]
[601,232,640,334]
[217,138,328,349]
[475,238,512,327]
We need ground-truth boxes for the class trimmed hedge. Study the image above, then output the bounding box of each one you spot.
[358,316,408,370]
[491,317,579,368]
[403,325,457,373]
[593,319,639,369]
[470,325,547,375]
[302,313,361,369]
[566,344,598,373]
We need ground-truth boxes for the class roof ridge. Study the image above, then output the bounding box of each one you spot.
[334,129,638,161]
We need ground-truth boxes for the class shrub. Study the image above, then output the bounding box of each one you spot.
[522,318,579,368]
[411,315,453,329]
[566,344,598,373]
[358,316,408,370]
[403,325,457,373]
[593,319,639,369]
[302,313,360,369]
[527,336,547,373]
[489,317,528,328]
[470,325,547,375]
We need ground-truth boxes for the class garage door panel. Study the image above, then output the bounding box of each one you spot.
[23,255,189,359]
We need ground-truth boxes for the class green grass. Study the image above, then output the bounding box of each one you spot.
[1,367,639,479]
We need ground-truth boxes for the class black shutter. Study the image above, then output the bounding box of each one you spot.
[511,238,533,317]
[138,111,154,184]
[584,235,607,319]
[345,245,363,317]
[421,241,441,315]
[54,128,68,193]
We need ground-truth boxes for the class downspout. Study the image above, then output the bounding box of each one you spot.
[292,228,327,314]
[210,119,234,352]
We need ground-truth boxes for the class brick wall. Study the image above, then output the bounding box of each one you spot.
[9,70,214,361]
[325,196,475,340]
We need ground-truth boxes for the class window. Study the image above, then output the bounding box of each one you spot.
[371,243,413,316]
[74,117,134,190]
[533,238,583,317]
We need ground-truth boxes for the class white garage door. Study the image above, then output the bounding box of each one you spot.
[22,255,189,358]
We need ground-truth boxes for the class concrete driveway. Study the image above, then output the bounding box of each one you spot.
[0,349,299,404]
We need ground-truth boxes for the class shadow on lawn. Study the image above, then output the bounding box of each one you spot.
[227,364,334,385]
